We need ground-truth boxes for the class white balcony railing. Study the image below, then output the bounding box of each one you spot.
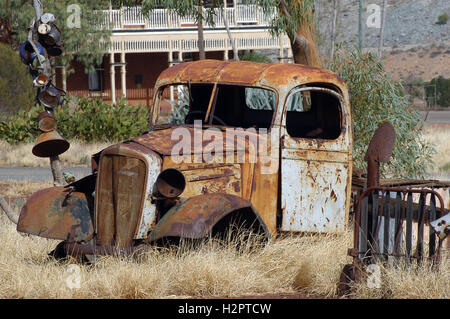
[99,5,274,30]
[109,35,290,54]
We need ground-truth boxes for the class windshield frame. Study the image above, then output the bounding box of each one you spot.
[150,82,279,131]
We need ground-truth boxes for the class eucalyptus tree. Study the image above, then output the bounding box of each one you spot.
[249,0,321,67]
[0,0,113,74]
[141,0,239,61]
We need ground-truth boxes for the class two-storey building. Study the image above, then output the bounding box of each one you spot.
[58,2,292,106]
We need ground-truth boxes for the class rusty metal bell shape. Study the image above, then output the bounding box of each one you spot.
[32,130,70,158]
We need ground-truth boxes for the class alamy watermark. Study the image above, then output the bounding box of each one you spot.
[65,264,81,289]
[367,4,382,29]
[366,264,381,289]
[170,121,279,175]
[66,3,81,29]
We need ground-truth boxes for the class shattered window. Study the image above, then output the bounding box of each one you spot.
[155,83,276,130]
[156,84,213,125]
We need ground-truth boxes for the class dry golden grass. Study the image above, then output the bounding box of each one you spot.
[0,208,352,299]
[422,125,450,173]
[0,199,448,299]
[353,257,450,299]
[0,140,110,167]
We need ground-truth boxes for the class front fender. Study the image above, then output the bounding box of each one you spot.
[146,193,270,242]
[17,187,94,241]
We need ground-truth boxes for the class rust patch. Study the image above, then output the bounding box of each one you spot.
[330,190,337,202]
[145,193,268,241]
[17,187,94,241]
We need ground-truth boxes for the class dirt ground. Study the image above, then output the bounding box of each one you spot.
[383,45,450,82]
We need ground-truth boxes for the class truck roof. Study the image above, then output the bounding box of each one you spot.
[155,59,348,94]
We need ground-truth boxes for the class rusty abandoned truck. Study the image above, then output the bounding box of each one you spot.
[17,59,356,257]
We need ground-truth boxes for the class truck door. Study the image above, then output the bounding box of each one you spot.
[280,87,352,233]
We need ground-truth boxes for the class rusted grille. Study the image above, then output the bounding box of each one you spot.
[95,155,146,247]
[352,187,446,265]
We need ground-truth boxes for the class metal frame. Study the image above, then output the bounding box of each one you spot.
[350,186,446,265]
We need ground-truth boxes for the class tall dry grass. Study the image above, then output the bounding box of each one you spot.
[0,203,448,299]
[0,206,351,298]
[422,125,450,173]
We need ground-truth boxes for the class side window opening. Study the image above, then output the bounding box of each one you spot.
[285,88,342,140]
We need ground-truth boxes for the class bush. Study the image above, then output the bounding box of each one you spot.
[0,96,149,144]
[0,43,35,114]
[425,76,450,107]
[437,13,449,24]
[240,51,272,63]
[328,47,435,178]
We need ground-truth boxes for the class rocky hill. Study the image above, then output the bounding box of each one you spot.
[315,0,449,50]
[314,0,449,83]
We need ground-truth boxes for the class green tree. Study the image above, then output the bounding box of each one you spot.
[328,47,434,178]
[426,76,450,108]
[142,0,236,60]
[0,0,113,74]
[0,43,35,113]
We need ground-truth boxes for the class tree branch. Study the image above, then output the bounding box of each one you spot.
[0,195,18,225]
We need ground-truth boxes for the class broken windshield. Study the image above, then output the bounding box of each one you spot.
[154,83,277,130]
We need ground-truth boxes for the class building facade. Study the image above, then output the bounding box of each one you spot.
[59,2,292,106]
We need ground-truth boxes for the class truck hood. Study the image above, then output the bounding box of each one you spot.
[131,126,262,156]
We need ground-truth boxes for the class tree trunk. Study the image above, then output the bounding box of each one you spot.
[197,5,205,60]
[0,195,18,225]
[330,0,338,61]
[50,155,65,186]
[358,0,363,51]
[378,0,387,57]
[221,5,238,61]
[279,1,321,67]
[290,22,321,67]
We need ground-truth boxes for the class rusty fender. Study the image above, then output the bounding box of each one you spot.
[145,193,270,242]
[17,187,94,241]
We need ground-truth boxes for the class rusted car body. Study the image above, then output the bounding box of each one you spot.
[17,60,353,254]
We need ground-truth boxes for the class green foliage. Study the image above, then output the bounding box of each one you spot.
[0,104,40,143]
[426,76,450,107]
[0,97,149,144]
[438,13,449,24]
[245,0,315,39]
[0,0,113,74]
[167,87,189,124]
[0,43,35,113]
[328,47,435,178]
[141,0,223,26]
[240,51,272,64]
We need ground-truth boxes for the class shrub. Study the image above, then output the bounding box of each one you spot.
[437,13,449,24]
[240,51,272,64]
[0,43,35,114]
[0,97,149,144]
[425,76,450,107]
[328,47,435,178]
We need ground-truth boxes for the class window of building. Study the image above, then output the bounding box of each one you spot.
[88,65,102,92]
[135,74,143,89]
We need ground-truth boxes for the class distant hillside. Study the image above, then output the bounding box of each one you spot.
[314,0,449,82]
[315,0,449,50]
